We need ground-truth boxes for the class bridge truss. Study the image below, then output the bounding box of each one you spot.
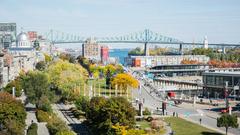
[44,29,183,44]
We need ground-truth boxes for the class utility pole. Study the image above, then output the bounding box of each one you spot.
[50,29,53,56]
[224,81,229,110]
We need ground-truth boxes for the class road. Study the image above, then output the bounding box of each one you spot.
[52,103,89,135]
[132,72,240,135]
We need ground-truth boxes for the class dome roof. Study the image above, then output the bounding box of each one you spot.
[17,32,29,41]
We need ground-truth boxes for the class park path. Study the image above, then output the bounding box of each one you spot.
[17,93,49,135]
[52,103,89,135]
[25,103,49,135]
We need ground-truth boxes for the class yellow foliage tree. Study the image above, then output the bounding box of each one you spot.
[44,53,52,63]
[47,60,88,100]
[111,73,139,93]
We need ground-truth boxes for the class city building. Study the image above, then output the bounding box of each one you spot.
[27,31,38,41]
[0,23,17,49]
[101,46,109,64]
[82,38,100,61]
[202,71,240,98]
[149,64,209,77]
[125,55,210,67]
[9,31,36,73]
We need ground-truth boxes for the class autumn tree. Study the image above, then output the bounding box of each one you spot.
[181,59,202,65]
[47,60,88,101]
[44,53,52,63]
[59,53,71,61]
[0,92,27,135]
[111,73,139,93]
[85,97,136,135]
[217,114,239,135]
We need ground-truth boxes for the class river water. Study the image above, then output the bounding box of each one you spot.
[109,49,130,64]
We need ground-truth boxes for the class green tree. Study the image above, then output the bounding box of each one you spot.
[35,61,46,71]
[4,78,22,97]
[33,40,40,50]
[217,114,239,135]
[0,92,27,135]
[75,96,90,112]
[85,97,136,135]
[20,71,52,104]
[128,47,144,55]
[37,95,52,112]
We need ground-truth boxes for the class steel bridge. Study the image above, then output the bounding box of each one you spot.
[44,29,240,55]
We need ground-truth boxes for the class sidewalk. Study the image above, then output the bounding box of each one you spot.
[25,104,49,135]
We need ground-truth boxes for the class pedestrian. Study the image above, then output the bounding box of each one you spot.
[199,118,202,125]
[173,112,175,117]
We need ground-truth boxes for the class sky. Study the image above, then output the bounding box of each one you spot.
[1,0,240,48]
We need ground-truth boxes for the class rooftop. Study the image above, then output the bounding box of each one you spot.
[203,71,240,76]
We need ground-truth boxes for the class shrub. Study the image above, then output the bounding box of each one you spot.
[47,116,68,135]
[74,96,89,112]
[143,108,151,116]
[27,123,38,135]
[151,120,164,131]
[56,130,75,135]
[36,110,50,122]
[37,96,52,113]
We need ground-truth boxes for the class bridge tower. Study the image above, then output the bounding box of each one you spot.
[179,44,183,55]
[144,43,149,56]
[144,29,150,56]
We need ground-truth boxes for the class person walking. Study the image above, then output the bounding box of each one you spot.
[199,118,202,125]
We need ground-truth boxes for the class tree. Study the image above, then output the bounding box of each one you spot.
[217,114,239,135]
[128,47,144,56]
[59,53,71,61]
[111,73,139,93]
[85,97,136,135]
[4,78,22,97]
[20,71,52,104]
[35,61,46,71]
[0,92,27,135]
[47,60,88,101]
[33,40,40,50]
[44,53,52,63]
[75,96,90,112]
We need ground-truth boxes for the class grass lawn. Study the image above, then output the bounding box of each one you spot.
[86,79,132,100]
[164,117,223,135]
[136,120,166,135]
[136,121,151,129]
